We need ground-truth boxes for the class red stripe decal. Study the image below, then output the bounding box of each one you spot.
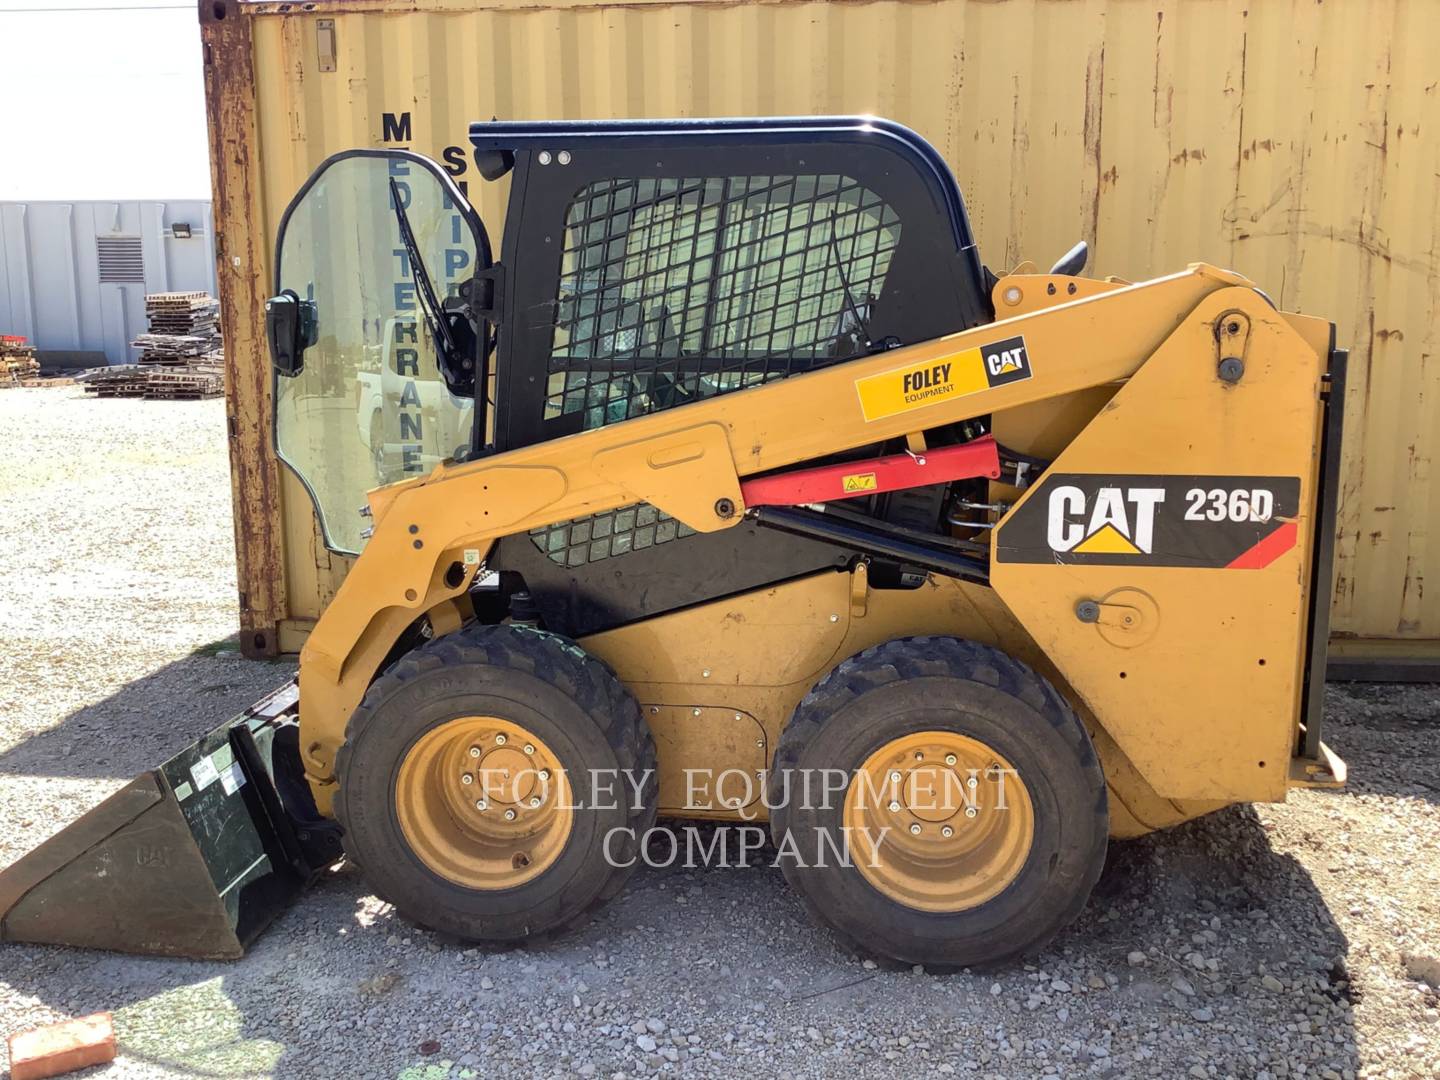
[1226,520,1298,570]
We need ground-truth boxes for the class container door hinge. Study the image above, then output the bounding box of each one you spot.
[316,19,337,73]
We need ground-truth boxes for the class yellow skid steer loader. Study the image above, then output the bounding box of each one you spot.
[0,118,1347,967]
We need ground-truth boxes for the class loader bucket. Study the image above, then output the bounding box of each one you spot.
[0,679,340,959]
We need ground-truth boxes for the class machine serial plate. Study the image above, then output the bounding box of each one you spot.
[994,474,1302,568]
[855,335,1031,422]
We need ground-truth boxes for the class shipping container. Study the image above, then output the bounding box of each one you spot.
[200,0,1440,670]
[0,200,216,367]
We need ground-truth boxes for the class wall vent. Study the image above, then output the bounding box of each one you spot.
[96,235,145,284]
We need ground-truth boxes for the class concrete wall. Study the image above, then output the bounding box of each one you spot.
[0,200,216,367]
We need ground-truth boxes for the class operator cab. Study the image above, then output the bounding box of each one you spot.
[266,117,997,558]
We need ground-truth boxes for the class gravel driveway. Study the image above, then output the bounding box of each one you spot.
[1,385,1437,1079]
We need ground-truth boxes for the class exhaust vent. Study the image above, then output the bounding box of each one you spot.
[97,235,145,284]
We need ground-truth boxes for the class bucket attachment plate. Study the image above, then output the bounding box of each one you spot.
[0,679,339,959]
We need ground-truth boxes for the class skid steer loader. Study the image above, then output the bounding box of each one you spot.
[0,117,1347,967]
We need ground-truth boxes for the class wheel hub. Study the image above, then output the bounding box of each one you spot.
[477,746,535,804]
[842,731,1035,912]
[395,716,573,889]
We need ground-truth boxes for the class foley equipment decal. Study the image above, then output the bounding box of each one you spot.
[856,335,1031,422]
[994,474,1302,568]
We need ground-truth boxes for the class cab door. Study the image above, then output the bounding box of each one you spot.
[267,150,490,554]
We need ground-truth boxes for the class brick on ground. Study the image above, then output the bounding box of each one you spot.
[8,1013,116,1080]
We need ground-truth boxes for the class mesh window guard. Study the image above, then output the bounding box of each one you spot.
[529,503,696,567]
[546,174,902,429]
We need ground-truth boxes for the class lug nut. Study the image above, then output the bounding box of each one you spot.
[909,823,922,835]
[475,799,488,811]
[504,808,517,821]
[967,776,978,789]
[529,796,541,808]
[941,825,954,838]
[469,746,482,758]
[523,743,535,755]
[495,733,507,745]
[965,806,978,818]
[461,773,474,785]
[888,800,901,813]
[539,769,551,781]
[945,754,957,766]
[889,771,902,783]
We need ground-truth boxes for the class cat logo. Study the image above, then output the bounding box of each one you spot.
[1047,485,1166,555]
[135,844,171,869]
[982,335,1031,388]
[854,333,1033,421]
[988,349,1024,375]
[997,473,1302,568]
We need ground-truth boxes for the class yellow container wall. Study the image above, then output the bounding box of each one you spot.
[206,0,1439,651]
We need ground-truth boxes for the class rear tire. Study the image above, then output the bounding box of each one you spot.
[335,624,656,943]
[769,636,1107,967]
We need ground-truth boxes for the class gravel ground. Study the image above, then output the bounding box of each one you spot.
[1,384,1438,1080]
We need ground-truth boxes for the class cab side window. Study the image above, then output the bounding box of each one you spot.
[545,174,901,429]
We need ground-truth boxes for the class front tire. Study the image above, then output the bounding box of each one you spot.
[769,636,1108,967]
[334,624,657,943]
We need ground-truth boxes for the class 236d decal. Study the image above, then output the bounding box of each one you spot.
[994,474,1302,569]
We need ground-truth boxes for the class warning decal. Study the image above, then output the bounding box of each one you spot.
[855,335,1032,422]
[842,472,878,493]
[995,474,1302,568]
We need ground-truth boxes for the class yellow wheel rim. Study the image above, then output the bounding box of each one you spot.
[395,716,573,890]
[842,731,1035,912]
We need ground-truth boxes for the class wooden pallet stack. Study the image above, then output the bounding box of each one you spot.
[1,336,40,388]
[143,292,220,336]
[83,292,225,400]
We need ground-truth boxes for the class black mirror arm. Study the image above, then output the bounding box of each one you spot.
[1049,240,1089,277]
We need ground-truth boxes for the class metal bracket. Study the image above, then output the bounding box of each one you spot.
[316,18,337,72]
[850,560,870,618]
[1215,310,1251,384]
[471,263,505,324]
[1075,588,1159,647]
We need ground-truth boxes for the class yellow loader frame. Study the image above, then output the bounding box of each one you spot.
[297,263,1344,831]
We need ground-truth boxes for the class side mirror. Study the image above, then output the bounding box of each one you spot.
[265,289,318,377]
[1048,240,1089,277]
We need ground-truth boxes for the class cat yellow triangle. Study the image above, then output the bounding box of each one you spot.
[1074,523,1141,554]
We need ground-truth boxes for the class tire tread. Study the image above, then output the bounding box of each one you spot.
[334,623,657,944]
[769,636,1107,966]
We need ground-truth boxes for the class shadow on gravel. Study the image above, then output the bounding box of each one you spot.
[0,651,293,783]
[0,804,1362,1077]
[0,679,1386,1077]
[1086,804,1358,1074]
